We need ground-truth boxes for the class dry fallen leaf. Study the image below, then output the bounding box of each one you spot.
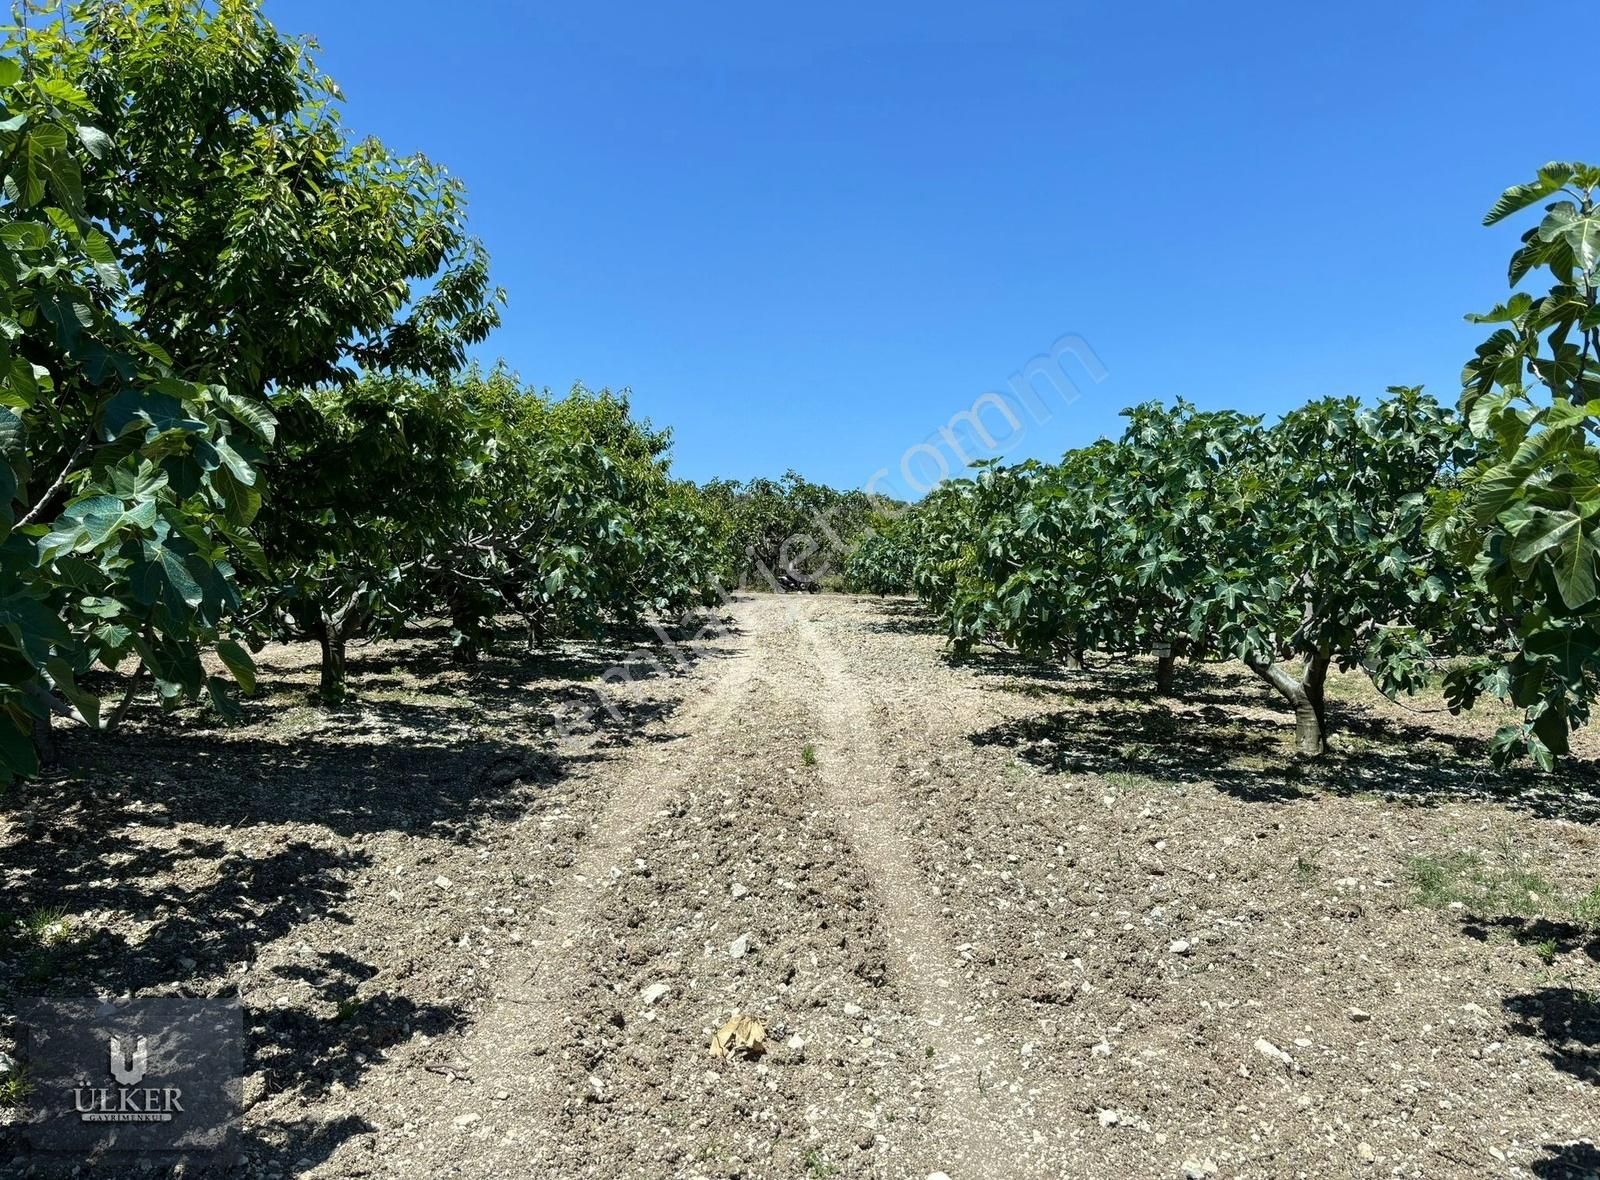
[708,1014,767,1058]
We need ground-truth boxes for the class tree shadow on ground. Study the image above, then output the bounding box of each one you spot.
[861,614,942,637]
[967,670,1600,823]
[965,654,1302,707]
[972,703,1306,803]
[945,647,1089,684]
[1503,986,1600,1086]
[249,610,741,713]
[252,952,458,1100]
[1505,982,1600,1178]
[236,1113,377,1177]
[1447,909,1600,1176]
[0,832,446,1173]
[35,701,566,839]
[1461,916,1600,963]
[1530,1141,1600,1179]
[943,645,1267,705]
[39,620,744,831]
[0,619,738,1174]
[856,598,942,637]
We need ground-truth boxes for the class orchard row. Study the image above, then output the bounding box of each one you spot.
[845,162,1600,769]
[0,2,872,780]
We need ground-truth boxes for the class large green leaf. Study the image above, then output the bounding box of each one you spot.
[218,391,277,444]
[1538,202,1600,273]
[214,638,256,694]
[1482,165,1570,225]
[1552,531,1599,609]
[44,657,99,729]
[1532,703,1571,756]
[75,124,111,161]
[1509,509,1581,565]
[138,536,206,610]
[102,388,208,440]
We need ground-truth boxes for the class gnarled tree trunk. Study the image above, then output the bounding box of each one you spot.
[317,629,348,703]
[1247,651,1331,757]
[314,589,365,703]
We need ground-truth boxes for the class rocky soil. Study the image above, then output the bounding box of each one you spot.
[2,595,1596,1178]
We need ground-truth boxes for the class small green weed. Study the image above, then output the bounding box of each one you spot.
[1574,885,1600,926]
[1405,851,1555,916]
[0,1066,30,1109]
[26,906,71,946]
[804,1150,836,1177]
[332,997,363,1023]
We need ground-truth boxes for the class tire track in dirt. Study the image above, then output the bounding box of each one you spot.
[784,596,1600,1180]
[433,628,763,1162]
[776,600,1085,1178]
[407,596,1085,1177]
[428,597,977,1178]
[523,654,938,1178]
[514,656,762,1002]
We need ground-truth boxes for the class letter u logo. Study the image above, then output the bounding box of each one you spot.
[109,1035,148,1085]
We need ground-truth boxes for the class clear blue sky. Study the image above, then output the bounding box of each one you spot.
[267,0,1568,496]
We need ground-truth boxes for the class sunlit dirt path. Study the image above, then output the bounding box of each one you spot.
[261,594,1595,1180]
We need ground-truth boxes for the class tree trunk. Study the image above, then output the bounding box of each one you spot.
[105,662,146,731]
[449,597,480,666]
[32,712,54,768]
[1302,651,1329,740]
[1154,635,1190,697]
[1247,652,1331,758]
[1155,654,1176,696]
[315,590,366,703]
[318,628,348,703]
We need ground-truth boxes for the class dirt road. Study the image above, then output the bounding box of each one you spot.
[326,595,1595,1179]
[439,595,1084,1178]
[4,595,1594,1179]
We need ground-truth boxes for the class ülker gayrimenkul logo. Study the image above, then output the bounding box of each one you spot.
[72,1034,184,1123]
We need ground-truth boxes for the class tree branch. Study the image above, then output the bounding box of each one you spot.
[104,660,148,732]
[16,427,93,528]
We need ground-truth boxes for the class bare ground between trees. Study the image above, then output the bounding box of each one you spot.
[1,595,1598,1179]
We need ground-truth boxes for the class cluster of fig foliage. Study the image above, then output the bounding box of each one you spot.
[0,0,864,782]
[700,470,883,588]
[847,162,1600,769]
